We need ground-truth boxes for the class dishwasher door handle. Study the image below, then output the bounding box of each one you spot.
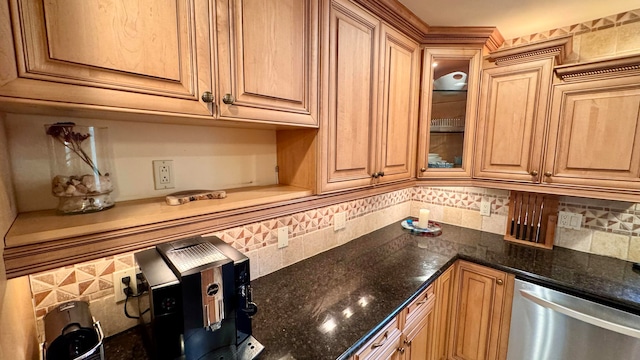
[520,289,640,339]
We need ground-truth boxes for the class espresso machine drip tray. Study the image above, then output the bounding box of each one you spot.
[164,241,227,273]
[202,335,264,360]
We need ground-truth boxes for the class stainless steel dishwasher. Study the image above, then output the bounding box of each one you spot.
[507,279,640,360]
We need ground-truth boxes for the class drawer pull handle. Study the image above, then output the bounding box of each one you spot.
[416,299,428,305]
[371,331,388,349]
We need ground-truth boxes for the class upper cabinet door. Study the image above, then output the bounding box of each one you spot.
[377,24,420,183]
[474,58,554,183]
[320,0,380,192]
[4,0,213,116]
[215,0,319,126]
[418,48,481,179]
[544,75,640,190]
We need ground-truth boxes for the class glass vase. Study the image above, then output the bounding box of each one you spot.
[45,123,115,214]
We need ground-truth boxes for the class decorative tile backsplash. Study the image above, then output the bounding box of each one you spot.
[500,8,640,49]
[25,185,640,340]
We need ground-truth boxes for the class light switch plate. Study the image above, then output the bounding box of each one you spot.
[334,212,346,231]
[480,200,491,216]
[277,227,288,248]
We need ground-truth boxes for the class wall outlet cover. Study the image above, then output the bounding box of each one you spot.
[153,160,175,190]
[480,200,491,216]
[558,211,572,229]
[113,268,137,302]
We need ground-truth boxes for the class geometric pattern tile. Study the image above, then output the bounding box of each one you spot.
[412,186,510,216]
[29,188,414,318]
[499,8,640,49]
[560,199,640,236]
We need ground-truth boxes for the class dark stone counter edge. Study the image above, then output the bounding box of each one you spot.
[336,254,640,360]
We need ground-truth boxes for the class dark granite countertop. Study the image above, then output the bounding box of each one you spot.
[104,221,640,360]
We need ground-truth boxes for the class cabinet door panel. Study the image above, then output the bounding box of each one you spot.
[474,59,553,182]
[7,0,213,116]
[545,76,640,190]
[320,0,379,192]
[449,262,510,360]
[378,25,419,183]
[217,0,319,126]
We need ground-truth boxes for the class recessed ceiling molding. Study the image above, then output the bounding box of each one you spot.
[487,34,573,66]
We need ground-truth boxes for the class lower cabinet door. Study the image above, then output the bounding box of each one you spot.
[404,305,435,360]
[448,261,513,360]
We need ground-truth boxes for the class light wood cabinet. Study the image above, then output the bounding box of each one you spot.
[402,285,436,360]
[354,315,402,360]
[545,57,640,191]
[1,0,320,127]
[448,261,514,360]
[473,58,553,183]
[418,48,481,179]
[432,265,455,360]
[214,0,319,126]
[320,0,419,193]
[1,0,214,117]
[475,38,640,198]
[474,37,572,183]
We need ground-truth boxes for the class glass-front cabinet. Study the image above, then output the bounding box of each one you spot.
[417,48,481,179]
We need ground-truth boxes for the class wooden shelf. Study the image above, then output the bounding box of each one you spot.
[5,184,313,248]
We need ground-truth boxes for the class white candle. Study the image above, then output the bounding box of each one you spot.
[418,209,430,229]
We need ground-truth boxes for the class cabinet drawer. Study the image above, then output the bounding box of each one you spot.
[354,316,401,360]
[405,284,435,326]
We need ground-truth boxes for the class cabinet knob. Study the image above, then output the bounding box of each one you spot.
[372,173,379,179]
[378,171,385,177]
[544,171,552,177]
[497,279,504,285]
[222,93,235,105]
[398,347,406,354]
[201,91,214,103]
[420,167,427,172]
[404,339,412,347]
[530,170,538,176]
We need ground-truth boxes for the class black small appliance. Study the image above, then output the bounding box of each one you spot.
[135,235,262,360]
[42,301,104,360]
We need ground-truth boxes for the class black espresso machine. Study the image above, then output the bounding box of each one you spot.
[135,235,263,360]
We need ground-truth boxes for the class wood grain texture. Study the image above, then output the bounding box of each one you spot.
[352,0,429,42]
[3,180,414,278]
[3,0,213,116]
[276,128,318,191]
[320,0,379,192]
[545,75,640,190]
[474,58,554,183]
[418,48,481,180]
[449,261,510,360]
[0,0,17,86]
[377,24,420,184]
[433,265,454,360]
[216,0,319,126]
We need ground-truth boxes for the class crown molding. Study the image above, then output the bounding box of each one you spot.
[555,53,640,81]
[487,34,573,66]
[352,0,429,41]
[422,27,504,51]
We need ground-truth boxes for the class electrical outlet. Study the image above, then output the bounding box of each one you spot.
[480,200,491,216]
[558,211,572,229]
[153,160,175,190]
[277,227,288,248]
[113,269,137,302]
[334,212,346,231]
